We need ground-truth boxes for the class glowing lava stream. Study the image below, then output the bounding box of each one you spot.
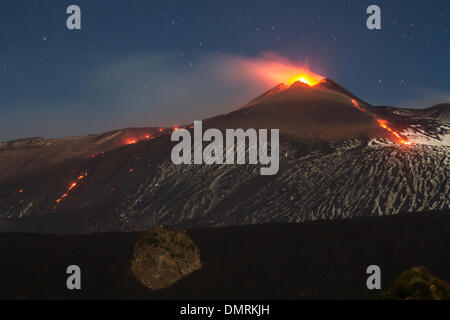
[376,119,411,145]
[351,99,367,112]
[349,97,410,145]
[55,172,87,204]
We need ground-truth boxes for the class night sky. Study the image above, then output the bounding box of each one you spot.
[1,0,449,141]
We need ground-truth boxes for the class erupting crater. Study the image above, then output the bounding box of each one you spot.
[289,74,324,86]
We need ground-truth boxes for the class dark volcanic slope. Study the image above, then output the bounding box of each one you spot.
[0,127,166,185]
[0,213,449,300]
[0,81,448,234]
[204,80,386,142]
[1,134,448,234]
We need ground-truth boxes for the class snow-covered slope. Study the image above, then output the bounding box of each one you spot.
[0,82,448,234]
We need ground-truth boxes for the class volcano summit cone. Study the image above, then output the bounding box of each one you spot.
[206,78,384,142]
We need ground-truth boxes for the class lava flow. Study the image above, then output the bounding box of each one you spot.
[351,99,367,112]
[55,172,87,205]
[348,98,410,145]
[124,131,164,146]
[376,119,411,145]
[126,138,138,145]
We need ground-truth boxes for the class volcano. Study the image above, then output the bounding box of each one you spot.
[205,78,398,142]
[0,79,448,234]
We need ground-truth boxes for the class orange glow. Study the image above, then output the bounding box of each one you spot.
[226,52,325,88]
[351,99,366,112]
[55,172,87,205]
[18,189,24,193]
[126,139,137,145]
[124,132,162,146]
[90,151,104,158]
[129,168,134,173]
[376,119,411,145]
[289,73,324,86]
[347,97,411,145]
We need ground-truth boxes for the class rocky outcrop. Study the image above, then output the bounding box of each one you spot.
[381,266,450,300]
[130,227,201,291]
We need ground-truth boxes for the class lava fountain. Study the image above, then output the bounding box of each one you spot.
[289,72,324,86]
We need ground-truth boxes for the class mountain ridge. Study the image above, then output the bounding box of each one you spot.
[0,80,448,234]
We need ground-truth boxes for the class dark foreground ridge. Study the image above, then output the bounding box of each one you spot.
[0,212,449,299]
